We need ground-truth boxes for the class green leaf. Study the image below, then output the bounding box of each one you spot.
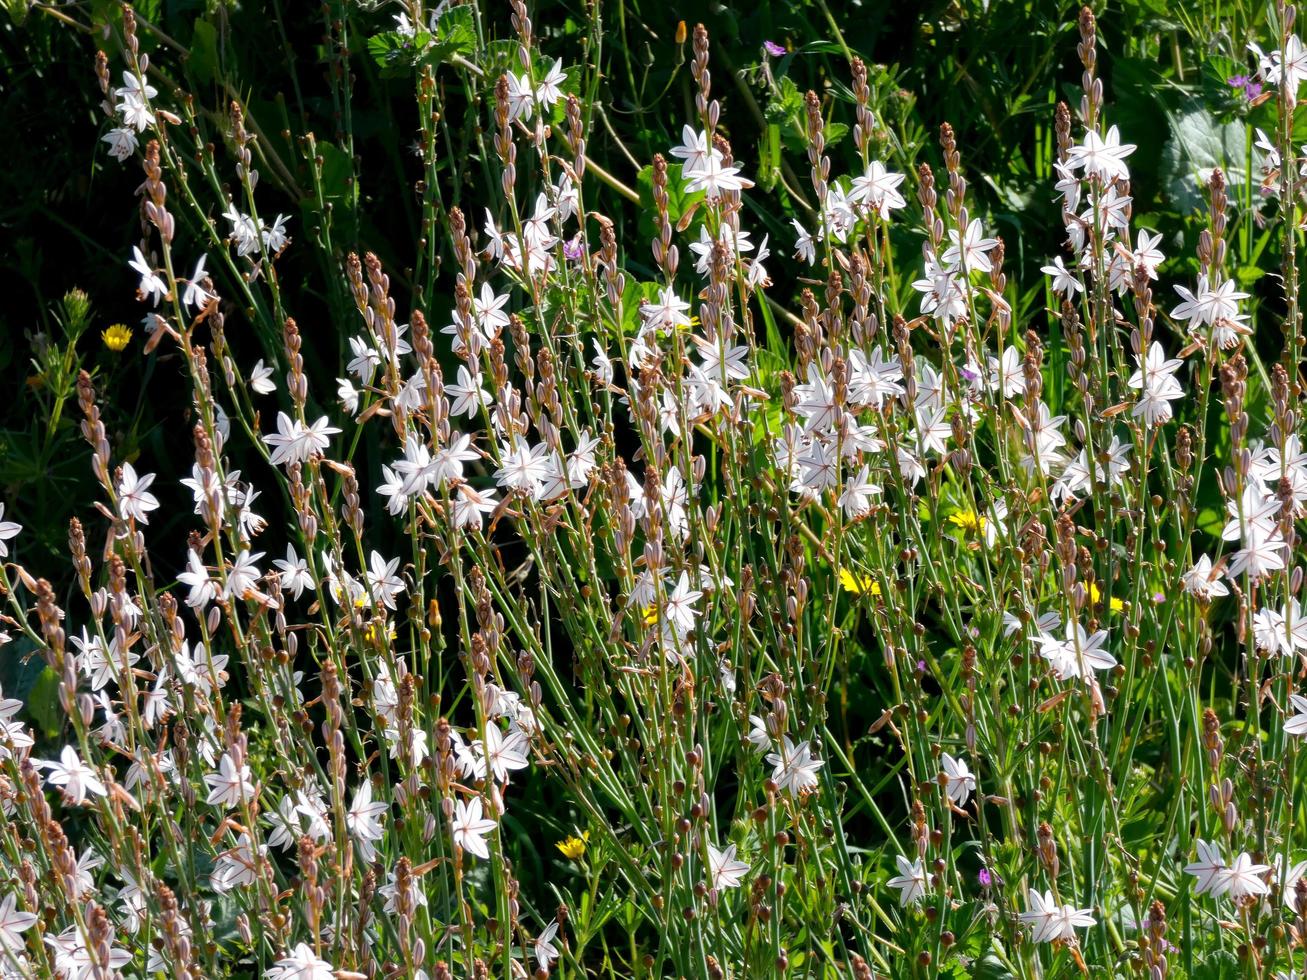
[1162,104,1252,214]
[367,31,431,76]
[634,162,704,242]
[188,19,219,84]
[429,4,476,61]
[1191,950,1240,980]
[26,665,62,739]
[972,953,1016,980]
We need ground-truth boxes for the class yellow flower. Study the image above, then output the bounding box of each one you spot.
[947,510,986,535]
[838,569,881,595]
[641,605,659,625]
[1088,582,1125,613]
[556,831,589,860]
[102,323,133,352]
[362,619,397,645]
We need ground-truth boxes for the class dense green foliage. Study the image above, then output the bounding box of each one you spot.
[2,1,1307,978]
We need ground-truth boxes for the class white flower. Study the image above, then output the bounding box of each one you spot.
[747,715,771,752]
[272,545,315,600]
[640,286,693,331]
[662,571,703,637]
[1184,839,1228,895]
[535,59,566,106]
[1171,275,1248,329]
[101,127,138,162]
[337,378,360,415]
[0,893,37,954]
[117,462,160,523]
[669,125,715,173]
[494,442,552,497]
[346,781,388,863]
[347,336,380,381]
[1033,620,1116,681]
[1181,554,1228,600]
[477,724,530,784]
[264,412,341,467]
[1223,852,1273,899]
[1286,694,1307,736]
[249,359,277,395]
[706,842,750,890]
[848,161,906,218]
[1185,841,1271,898]
[535,921,561,969]
[506,72,535,121]
[1126,341,1185,427]
[117,91,156,131]
[224,550,265,600]
[0,504,21,557]
[838,464,881,518]
[181,255,215,310]
[941,218,1000,273]
[266,942,334,980]
[205,752,255,809]
[1041,256,1083,298]
[37,746,107,805]
[940,752,975,806]
[1227,530,1287,581]
[472,282,512,335]
[1019,889,1096,943]
[1252,35,1307,99]
[792,219,815,264]
[1223,484,1283,543]
[446,365,491,418]
[128,246,169,305]
[211,834,264,892]
[766,736,824,795]
[1066,125,1136,181]
[367,551,405,610]
[887,854,927,906]
[263,214,291,253]
[451,797,497,859]
[682,153,753,200]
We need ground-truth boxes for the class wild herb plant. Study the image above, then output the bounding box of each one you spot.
[2,2,1307,978]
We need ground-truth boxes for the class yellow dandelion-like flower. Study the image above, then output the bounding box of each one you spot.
[102,323,133,352]
[641,605,659,625]
[1088,582,1125,613]
[838,569,881,595]
[947,510,986,535]
[556,831,589,860]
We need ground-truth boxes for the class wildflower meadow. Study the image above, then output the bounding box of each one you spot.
[3,0,1307,976]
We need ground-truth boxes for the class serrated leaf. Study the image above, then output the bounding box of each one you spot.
[367,31,430,75]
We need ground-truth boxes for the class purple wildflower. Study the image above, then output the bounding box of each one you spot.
[563,235,584,261]
[977,867,992,888]
[763,40,786,57]
[1228,74,1263,101]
